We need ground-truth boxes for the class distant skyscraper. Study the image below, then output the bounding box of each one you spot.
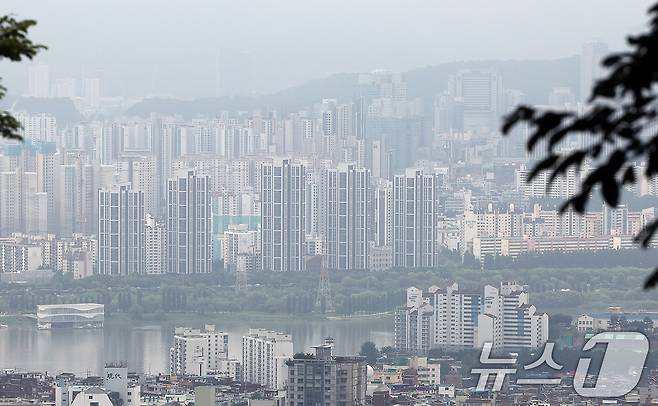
[167,169,212,274]
[97,122,122,165]
[353,96,367,139]
[370,140,392,180]
[117,156,158,216]
[374,179,393,247]
[27,64,49,98]
[0,171,20,236]
[83,77,101,109]
[52,78,77,99]
[393,168,441,268]
[56,164,79,237]
[260,159,306,271]
[448,70,502,134]
[145,214,166,275]
[548,87,576,107]
[35,142,58,233]
[325,163,370,270]
[98,184,145,275]
[25,172,48,235]
[336,103,353,139]
[217,48,253,97]
[580,41,608,101]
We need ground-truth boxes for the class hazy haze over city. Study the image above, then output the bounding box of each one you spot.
[2,0,654,97]
[4,1,658,403]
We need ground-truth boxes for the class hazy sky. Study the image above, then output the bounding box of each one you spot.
[2,0,655,98]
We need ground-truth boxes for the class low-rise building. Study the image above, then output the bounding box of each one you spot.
[36,303,104,329]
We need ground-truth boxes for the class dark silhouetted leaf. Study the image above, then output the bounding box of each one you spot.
[644,268,658,289]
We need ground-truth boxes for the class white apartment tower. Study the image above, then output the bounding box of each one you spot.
[15,112,57,142]
[167,169,212,274]
[170,325,229,376]
[477,282,549,350]
[260,159,306,271]
[97,184,145,275]
[393,168,441,268]
[0,171,20,236]
[325,163,370,270]
[374,179,393,247]
[222,224,260,272]
[241,329,293,390]
[145,214,166,275]
[580,41,609,101]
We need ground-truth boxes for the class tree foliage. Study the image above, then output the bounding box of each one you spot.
[0,15,46,140]
[502,3,658,288]
[359,341,380,366]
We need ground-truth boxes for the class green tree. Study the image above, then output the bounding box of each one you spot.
[502,3,658,287]
[359,341,380,366]
[0,15,46,140]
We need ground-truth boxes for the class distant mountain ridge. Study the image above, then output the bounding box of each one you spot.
[125,56,580,118]
[1,57,580,123]
[1,96,83,126]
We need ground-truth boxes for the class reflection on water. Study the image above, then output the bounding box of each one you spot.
[0,316,393,375]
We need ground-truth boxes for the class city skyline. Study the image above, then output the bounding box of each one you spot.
[2,3,658,404]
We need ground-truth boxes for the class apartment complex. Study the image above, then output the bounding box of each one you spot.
[395,282,548,351]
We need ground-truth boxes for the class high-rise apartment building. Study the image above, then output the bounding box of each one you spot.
[97,184,145,275]
[448,70,502,134]
[145,214,166,275]
[14,112,57,142]
[395,283,548,352]
[477,282,549,350]
[393,169,441,268]
[325,163,370,270]
[0,171,20,236]
[52,78,77,99]
[167,169,212,274]
[241,329,293,390]
[373,179,393,247]
[57,164,79,237]
[260,159,306,271]
[170,325,229,376]
[27,64,50,98]
[580,41,608,101]
[83,77,101,109]
[116,156,158,216]
[222,224,260,272]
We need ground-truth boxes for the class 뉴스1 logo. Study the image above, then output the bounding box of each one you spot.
[472,332,649,398]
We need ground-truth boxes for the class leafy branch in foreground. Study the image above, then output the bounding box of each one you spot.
[502,3,658,288]
[0,15,47,140]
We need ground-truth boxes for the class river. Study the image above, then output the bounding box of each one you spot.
[0,315,394,376]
